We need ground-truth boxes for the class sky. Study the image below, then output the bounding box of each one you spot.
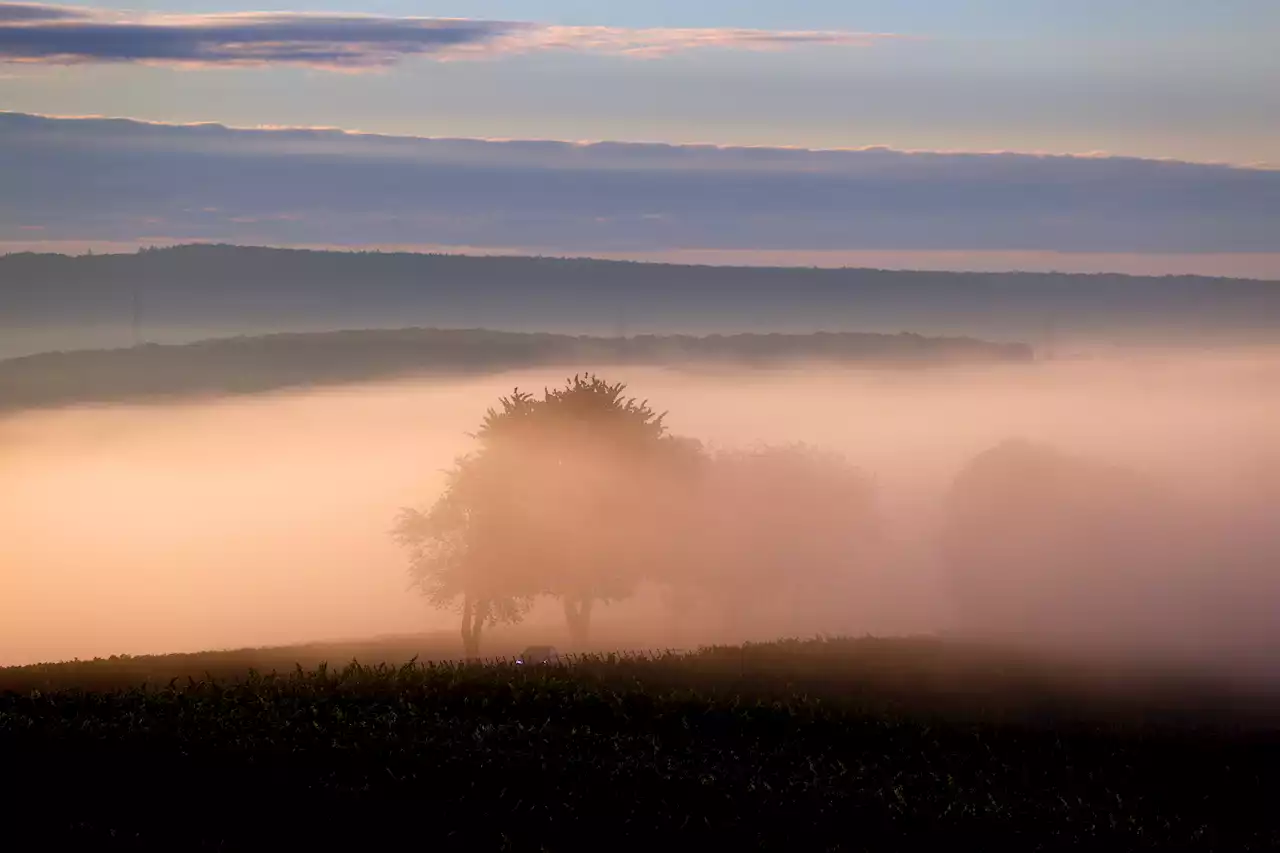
[1,1,1277,273]
[1,0,1276,162]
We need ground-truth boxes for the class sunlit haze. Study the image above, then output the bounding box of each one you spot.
[4,352,1278,675]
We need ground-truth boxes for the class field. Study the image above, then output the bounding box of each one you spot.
[3,636,1279,851]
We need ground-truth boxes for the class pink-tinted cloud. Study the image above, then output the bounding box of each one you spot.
[495,25,891,60]
[0,4,898,69]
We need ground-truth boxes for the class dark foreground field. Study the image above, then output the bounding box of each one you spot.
[4,637,1279,851]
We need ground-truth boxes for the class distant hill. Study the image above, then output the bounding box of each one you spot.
[0,326,1031,413]
[1,244,1278,358]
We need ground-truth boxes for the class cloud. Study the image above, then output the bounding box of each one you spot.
[0,2,79,22]
[497,26,889,60]
[2,111,1278,257]
[0,4,896,69]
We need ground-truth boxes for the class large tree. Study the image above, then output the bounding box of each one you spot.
[512,375,697,647]
[395,375,700,653]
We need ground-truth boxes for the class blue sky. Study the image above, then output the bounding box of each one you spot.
[1,1,1276,164]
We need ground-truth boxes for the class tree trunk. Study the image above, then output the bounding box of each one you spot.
[563,596,594,649]
[460,594,488,660]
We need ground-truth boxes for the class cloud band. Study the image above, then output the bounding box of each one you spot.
[3,111,1277,257]
[0,4,895,68]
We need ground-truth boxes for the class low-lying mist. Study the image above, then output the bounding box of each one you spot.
[3,349,1278,681]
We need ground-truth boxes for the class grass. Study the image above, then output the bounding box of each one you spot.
[3,636,1278,850]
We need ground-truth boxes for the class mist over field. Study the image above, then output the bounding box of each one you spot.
[2,350,1277,675]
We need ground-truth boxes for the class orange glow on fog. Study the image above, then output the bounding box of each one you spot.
[2,351,1278,670]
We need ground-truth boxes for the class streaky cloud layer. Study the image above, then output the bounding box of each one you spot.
[0,3,896,68]
[2,111,1278,256]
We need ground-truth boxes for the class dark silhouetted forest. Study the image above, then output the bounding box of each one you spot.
[0,326,1030,413]
[2,244,1278,358]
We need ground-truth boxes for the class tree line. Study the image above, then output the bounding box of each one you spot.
[395,375,1280,660]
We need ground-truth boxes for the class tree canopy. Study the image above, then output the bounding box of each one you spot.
[395,375,704,654]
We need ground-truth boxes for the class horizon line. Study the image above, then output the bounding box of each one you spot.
[4,241,1279,284]
[4,109,1275,172]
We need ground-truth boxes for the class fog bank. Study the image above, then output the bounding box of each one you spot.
[3,351,1278,674]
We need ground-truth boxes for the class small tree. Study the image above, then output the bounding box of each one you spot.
[659,443,880,640]
[393,453,537,658]
[940,438,1171,643]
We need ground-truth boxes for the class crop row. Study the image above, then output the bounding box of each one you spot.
[4,643,1279,850]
